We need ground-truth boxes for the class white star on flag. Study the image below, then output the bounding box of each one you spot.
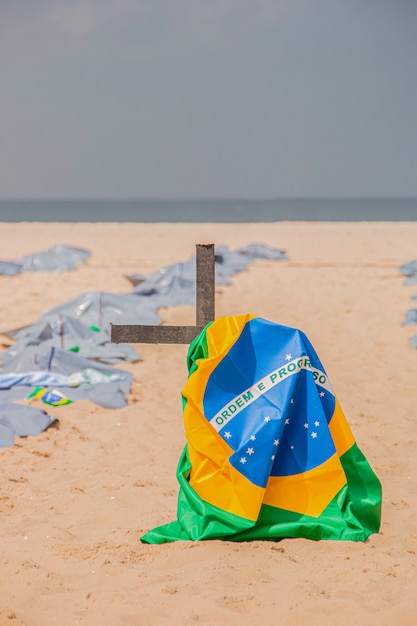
[240,457,247,464]
[273,439,279,445]
[285,354,292,361]
[264,416,271,422]
[224,431,232,439]
[246,447,254,455]
[290,399,294,404]
[320,391,325,397]
[250,435,256,441]
[311,432,318,439]
[285,419,290,425]
[314,421,320,427]
[271,455,275,461]
[304,423,309,429]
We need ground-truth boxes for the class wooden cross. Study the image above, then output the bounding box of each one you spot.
[110,244,215,344]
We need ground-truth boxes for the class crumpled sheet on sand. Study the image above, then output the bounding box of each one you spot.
[127,244,287,307]
[0,402,57,448]
[2,243,286,361]
[0,343,133,448]
[403,307,417,326]
[0,243,286,446]
[399,260,417,348]
[0,346,133,409]
[405,295,417,349]
[0,245,90,276]
[399,260,417,285]
[2,312,141,365]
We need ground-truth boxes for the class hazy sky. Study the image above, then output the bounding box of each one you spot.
[1,1,416,199]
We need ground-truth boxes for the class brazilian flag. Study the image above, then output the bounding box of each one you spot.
[141,315,382,543]
[27,386,72,406]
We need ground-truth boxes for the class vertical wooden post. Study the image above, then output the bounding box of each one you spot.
[196,244,215,326]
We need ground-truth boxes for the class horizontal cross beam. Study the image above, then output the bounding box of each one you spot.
[110,243,215,344]
[110,324,206,344]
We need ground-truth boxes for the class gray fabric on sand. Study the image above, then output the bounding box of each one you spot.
[0,242,286,447]
[400,260,417,285]
[0,402,56,448]
[0,245,90,275]
[400,261,417,348]
[399,260,417,277]
[127,244,287,302]
[1,314,140,365]
[404,309,417,326]
[0,345,133,409]
[3,244,286,364]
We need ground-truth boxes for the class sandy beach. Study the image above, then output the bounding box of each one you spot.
[0,221,416,626]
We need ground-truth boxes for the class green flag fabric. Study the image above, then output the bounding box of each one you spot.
[141,315,382,544]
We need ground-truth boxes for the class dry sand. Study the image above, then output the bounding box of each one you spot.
[0,221,416,626]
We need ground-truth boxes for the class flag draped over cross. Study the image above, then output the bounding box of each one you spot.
[110,244,215,345]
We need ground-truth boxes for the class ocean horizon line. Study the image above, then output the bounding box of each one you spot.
[0,197,416,222]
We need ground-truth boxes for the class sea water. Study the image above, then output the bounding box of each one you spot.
[0,197,416,222]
